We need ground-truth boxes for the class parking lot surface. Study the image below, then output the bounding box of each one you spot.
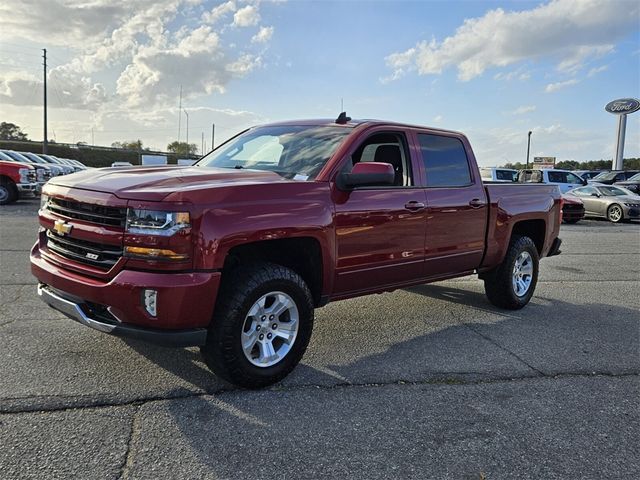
[1,199,638,479]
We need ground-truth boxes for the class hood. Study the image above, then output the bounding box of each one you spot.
[47,165,291,201]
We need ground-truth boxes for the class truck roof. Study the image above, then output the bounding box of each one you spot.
[257,118,465,137]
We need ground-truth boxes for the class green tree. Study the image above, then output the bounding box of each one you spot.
[167,141,198,156]
[111,139,145,151]
[0,122,28,141]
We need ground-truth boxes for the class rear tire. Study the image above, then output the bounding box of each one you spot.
[606,204,623,223]
[483,235,539,310]
[0,178,17,205]
[201,262,314,389]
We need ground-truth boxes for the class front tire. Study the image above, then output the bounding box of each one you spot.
[201,262,314,389]
[607,204,623,223]
[0,179,17,205]
[483,235,539,310]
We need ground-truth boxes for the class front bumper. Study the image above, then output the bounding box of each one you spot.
[17,182,38,198]
[38,284,207,347]
[31,243,221,346]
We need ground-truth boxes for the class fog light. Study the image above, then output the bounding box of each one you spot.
[143,289,158,317]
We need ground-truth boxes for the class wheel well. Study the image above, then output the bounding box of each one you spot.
[511,219,545,254]
[0,175,16,186]
[223,238,324,306]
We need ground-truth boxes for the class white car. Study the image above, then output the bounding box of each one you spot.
[517,168,586,193]
[111,161,133,167]
[480,167,517,182]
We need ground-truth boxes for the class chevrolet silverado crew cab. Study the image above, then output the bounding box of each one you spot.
[31,116,562,388]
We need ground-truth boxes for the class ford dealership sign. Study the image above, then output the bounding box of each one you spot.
[605,98,640,115]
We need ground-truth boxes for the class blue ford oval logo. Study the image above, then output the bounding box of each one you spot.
[605,98,640,115]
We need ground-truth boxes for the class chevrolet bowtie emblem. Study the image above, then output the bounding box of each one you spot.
[53,219,73,236]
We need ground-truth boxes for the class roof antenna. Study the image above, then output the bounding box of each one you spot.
[335,111,351,124]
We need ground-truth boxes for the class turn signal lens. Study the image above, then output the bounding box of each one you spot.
[124,246,189,260]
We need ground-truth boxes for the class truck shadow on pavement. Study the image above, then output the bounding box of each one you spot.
[124,282,639,395]
[123,283,639,478]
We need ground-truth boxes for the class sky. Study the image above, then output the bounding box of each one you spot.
[0,0,639,166]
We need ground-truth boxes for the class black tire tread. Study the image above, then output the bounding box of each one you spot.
[201,262,313,389]
[483,235,539,310]
[0,178,17,205]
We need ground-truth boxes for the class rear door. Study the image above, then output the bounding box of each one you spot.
[332,129,427,295]
[415,132,488,278]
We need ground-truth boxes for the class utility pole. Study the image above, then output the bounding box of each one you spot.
[91,127,94,146]
[178,85,182,143]
[201,132,204,156]
[526,130,532,169]
[211,123,215,149]
[183,108,189,147]
[43,48,48,154]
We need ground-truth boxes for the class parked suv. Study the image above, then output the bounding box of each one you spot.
[517,168,586,193]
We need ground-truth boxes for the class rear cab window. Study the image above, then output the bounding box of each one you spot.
[417,133,472,187]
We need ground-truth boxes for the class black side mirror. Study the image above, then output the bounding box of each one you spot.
[337,162,395,190]
[590,192,600,197]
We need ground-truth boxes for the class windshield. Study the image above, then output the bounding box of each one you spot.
[598,186,630,196]
[197,125,352,180]
[592,171,617,181]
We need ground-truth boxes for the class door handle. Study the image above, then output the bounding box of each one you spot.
[404,201,426,211]
[468,198,484,208]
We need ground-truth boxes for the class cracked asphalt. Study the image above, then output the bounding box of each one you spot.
[1,199,638,479]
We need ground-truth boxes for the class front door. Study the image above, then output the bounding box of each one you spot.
[333,131,427,295]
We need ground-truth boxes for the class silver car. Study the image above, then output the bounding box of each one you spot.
[566,185,640,223]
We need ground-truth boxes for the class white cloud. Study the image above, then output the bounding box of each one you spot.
[385,0,639,81]
[203,1,236,24]
[252,26,274,43]
[494,69,531,81]
[233,5,260,27]
[0,0,277,111]
[588,65,609,77]
[545,79,579,93]
[511,105,536,115]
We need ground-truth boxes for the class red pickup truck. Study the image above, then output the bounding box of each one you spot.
[0,160,37,205]
[31,116,562,388]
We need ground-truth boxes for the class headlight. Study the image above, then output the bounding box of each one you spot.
[125,209,190,236]
[18,168,29,183]
[40,194,49,210]
[36,169,45,182]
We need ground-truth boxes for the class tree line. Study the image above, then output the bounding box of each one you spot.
[502,158,640,171]
[1,122,199,157]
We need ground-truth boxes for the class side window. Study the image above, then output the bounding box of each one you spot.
[566,172,584,184]
[547,171,566,183]
[349,132,413,187]
[496,169,515,181]
[418,134,471,187]
[574,187,595,197]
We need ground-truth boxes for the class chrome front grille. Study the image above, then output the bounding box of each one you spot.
[46,198,126,228]
[46,230,123,270]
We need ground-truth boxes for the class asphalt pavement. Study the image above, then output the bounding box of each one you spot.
[1,199,638,479]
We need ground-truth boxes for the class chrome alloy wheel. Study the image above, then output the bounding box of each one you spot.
[241,291,299,368]
[608,205,623,222]
[0,186,9,203]
[512,251,533,297]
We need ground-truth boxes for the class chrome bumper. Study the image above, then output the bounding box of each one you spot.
[37,284,207,347]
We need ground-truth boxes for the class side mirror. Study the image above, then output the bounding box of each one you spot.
[590,192,600,197]
[337,162,395,190]
[582,178,588,186]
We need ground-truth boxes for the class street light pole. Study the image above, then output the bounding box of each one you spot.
[183,108,189,147]
[526,131,532,169]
